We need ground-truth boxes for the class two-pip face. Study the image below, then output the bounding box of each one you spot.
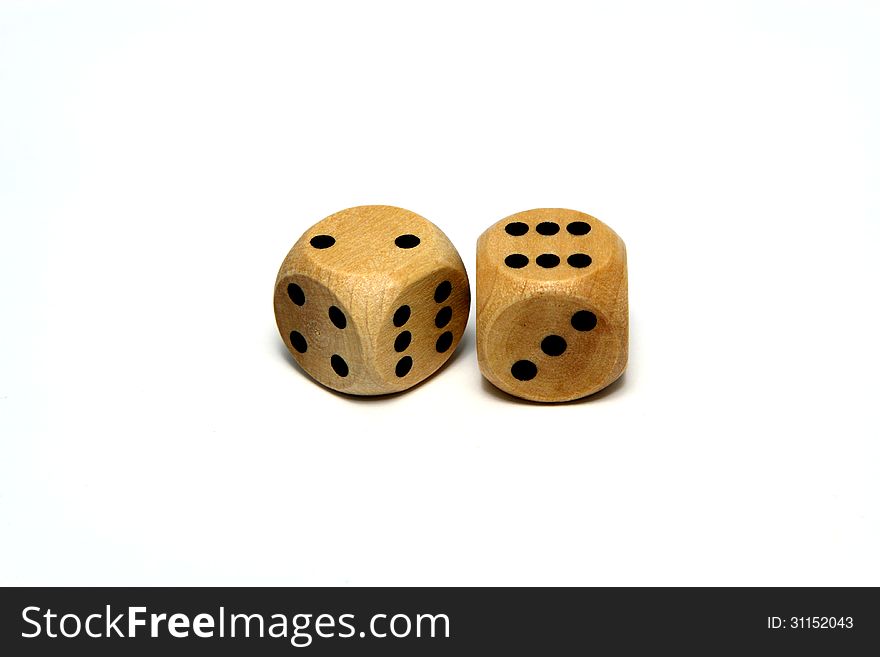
[273,206,470,396]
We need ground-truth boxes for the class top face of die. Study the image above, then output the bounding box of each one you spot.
[295,205,452,279]
[479,208,623,282]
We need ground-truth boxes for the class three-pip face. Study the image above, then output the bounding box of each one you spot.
[274,206,470,395]
[476,208,628,402]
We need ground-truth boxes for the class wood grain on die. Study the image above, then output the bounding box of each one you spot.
[476,208,628,402]
[274,206,470,395]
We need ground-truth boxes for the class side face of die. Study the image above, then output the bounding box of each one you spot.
[476,208,628,402]
[274,206,470,395]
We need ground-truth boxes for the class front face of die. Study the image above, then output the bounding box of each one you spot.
[477,208,628,402]
[483,294,624,402]
[275,206,470,395]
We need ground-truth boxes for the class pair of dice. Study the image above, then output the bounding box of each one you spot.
[273,206,627,402]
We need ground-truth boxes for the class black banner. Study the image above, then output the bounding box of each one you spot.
[1,587,877,654]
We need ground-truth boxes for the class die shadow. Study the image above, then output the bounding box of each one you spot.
[273,326,475,403]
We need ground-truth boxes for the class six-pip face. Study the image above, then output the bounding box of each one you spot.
[477,208,621,284]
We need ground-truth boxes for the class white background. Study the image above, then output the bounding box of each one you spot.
[1,1,878,585]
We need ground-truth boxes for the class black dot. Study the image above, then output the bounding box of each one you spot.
[394,331,412,353]
[505,222,529,236]
[330,355,349,377]
[395,356,413,377]
[287,283,305,306]
[435,306,452,328]
[436,331,453,353]
[536,222,560,235]
[328,306,347,329]
[395,234,421,249]
[536,254,560,268]
[289,331,307,353]
[505,254,529,269]
[511,360,537,381]
[392,305,411,327]
[434,280,452,303]
[541,335,567,356]
[567,221,591,235]
[572,310,598,332]
[310,235,336,249]
[567,253,592,268]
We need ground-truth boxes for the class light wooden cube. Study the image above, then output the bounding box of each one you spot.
[476,208,628,402]
[274,206,470,395]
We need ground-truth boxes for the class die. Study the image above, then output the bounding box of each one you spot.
[274,205,470,395]
[476,208,628,402]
